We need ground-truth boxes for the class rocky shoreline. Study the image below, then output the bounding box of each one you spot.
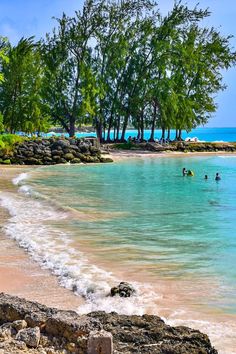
[0,138,236,166]
[0,293,217,354]
[0,137,113,165]
[107,141,236,153]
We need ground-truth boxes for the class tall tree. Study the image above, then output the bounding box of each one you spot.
[42,0,107,137]
[0,37,49,134]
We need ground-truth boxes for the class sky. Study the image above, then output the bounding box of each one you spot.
[0,0,235,127]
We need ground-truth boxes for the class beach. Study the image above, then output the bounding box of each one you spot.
[0,152,236,353]
[0,166,84,310]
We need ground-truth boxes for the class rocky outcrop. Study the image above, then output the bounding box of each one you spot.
[0,293,217,354]
[0,137,113,165]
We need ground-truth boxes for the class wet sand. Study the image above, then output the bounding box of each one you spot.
[0,166,84,310]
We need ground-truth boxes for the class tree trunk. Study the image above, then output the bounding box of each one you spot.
[167,128,171,141]
[161,127,165,140]
[149,104,157,142]
[175,129,178,140]
[107,113,113,142]
[120,113,129,142]
[178,129,182,141]
[115,115,120,141]
[69,116,75,137]
[140,110,144,141]
[137,126,140,140]
[95,118,103,144]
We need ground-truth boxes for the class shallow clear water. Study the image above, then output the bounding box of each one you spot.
[1,155,236,353]
[23,155,236,313]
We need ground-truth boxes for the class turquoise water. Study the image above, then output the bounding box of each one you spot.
[26,155,236,314]
[46,127,236,142]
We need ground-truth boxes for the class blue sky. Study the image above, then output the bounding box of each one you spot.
[0,0,235,127]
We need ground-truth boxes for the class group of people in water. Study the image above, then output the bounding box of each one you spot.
[182,168,221,181]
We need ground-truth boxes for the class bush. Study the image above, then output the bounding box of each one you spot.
[0,134,25,154]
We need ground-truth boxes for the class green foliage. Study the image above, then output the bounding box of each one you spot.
[0,134,25,154]
[0,1,235,140]
[2,159,11,164]
[0,37,49,134]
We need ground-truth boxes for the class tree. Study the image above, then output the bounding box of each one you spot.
[42,0,107,137]
[0,37,49,134]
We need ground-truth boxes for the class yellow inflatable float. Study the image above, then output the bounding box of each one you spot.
[187,170,194,176]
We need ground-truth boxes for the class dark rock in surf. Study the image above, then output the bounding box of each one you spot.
[110,282,136,298]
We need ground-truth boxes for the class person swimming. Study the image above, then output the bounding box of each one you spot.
[204,175,208,180]
[215,172,221,181]
[182,168,187,176]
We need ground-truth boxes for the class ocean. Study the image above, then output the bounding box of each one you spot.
[47,126,236,142]
[0,148,236,352]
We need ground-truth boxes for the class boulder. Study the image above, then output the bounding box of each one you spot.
[110,282,136,298]
[71,158,81,164]
[69,145,80,151]
[16,327,40,348]
[90,146,100,155]
[12,320,27,331]
[87,330,113,354]
[51,139,70,150]
[24,158,43,165]
[99,157,113,163]
[64,153,75,161]
[80,144,90,153]
[52,155,61,162]
[51,149,63,156]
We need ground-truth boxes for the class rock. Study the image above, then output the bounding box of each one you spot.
[51,139,70,150]
[64,153,74,161]
[16,326,40,348]
[45,313,102,343]
[15,340,27,350]
[0,137,103,165]
[81,155,100,163]
[99,157,113,163]
[0,294,217,353]
[110,282,136,297]
[66,342,76,352]
[12,319,27,331]
[89,146,100,155]
[24,157,43,165]
[70,158,81,164]
[51,149,64,156]
[0,325,13,341]
[88,312,218,354]
[80,144,90,153]
[69,145,79,151]
[58,158,67,164]
[52,155,61,162]
[87,330,113,354]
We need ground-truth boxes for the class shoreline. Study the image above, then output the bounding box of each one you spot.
[0,166,85,311]
[108,149,236,161]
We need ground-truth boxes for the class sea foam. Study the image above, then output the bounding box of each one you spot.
[12,172,29,185]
